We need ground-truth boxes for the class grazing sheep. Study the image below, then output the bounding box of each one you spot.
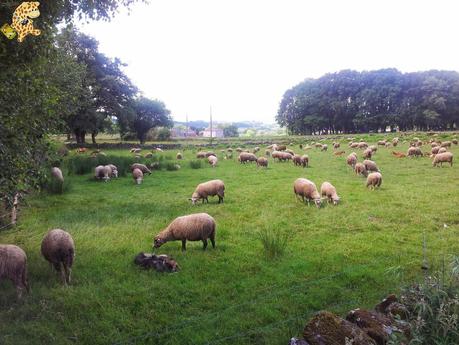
[236,147,243,153]
[293,178,321,208]
[95,165,110,181]
[392,151,406,158]
[278,152,293,162]
[438,147,447,154]
[363,148,372,159]
[350,142,359,148]
[385,142,391,148]
[196,151,207,158]
[176,153,183,160]
[190,179,225,204]
[271,150,281,161]
[0,245,29,299]
[205,151,216,157]
[130,148,141,154]
[377,140,386,146]
[441,141,452,148]
[208,155,218,167]
[432,152,453,167]
[131,163,152,175]
[153,213,216,251]
[358,142,368,149]
[347,153,357,168]
[320,182,340,205]
[257,157,268,168]
[292,154,302,166]
[300,155,309,168]
[145,152,153,158]
[238,152,258,163]
[107,164,118,178]
[41,229,75,286]
[227,148,233,152]
[253,147,260,153]
[363,159,379,172]
[452,139,458,145]
[366,172,382,189]
[369,145,377,152]
[431,146,440,155]
[277,145,287,151]
[132,168,143,185]
[51,167,64,183]
[431,142,439,148]
[392,138,399,146]
[354,162,367,176]
[407,146,422,157]
[321,144,328,151]
[333,142,340,149]
[285,149,295,155]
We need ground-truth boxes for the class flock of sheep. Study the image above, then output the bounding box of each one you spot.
[1,135,456,299]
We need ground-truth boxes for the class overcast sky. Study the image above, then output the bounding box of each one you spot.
[79,0,459,123]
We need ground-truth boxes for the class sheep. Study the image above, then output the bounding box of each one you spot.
[130,148,141,154]
[189,179,225,204]
[51,167,64,183]
[277,145,287,151]
[366,172,382,189]
[176,153,183,160]
[196,151,207,158]
[392,151,406,158]
[392,138,399,146]
[363,148,372,159]
[334,151,346,156]
[347,153,357,168]
[205,151,216,157]
[363,159,379,172]
[315,143,323,149]
[321,144,328,151]
[0,245,29,299]
[431,146,440,155]
[130,163,151,175]
[320,182,340,205]
[333,142,340,149]
[41,229,75,286]
[257,157,268,168]
[253,147,260,153]
[238,152,257,163]
[431,142,439,148]
[292,154,302,166]
[285,149,295,155]
[236,147,243,153]
[407,146,422,157]
[227,148,233,152]
[441,141,452,148]
[106,164,118,178]
[369,145,378,152]
[433,152,453,167]
[358,141,368,149]
[132,168,143,185]
[354,162,367,176]
[301,155,309,167]
[377,140,386,146]
[208,155,218,167]
[95,165,109,181]
[452,139,458,145]
[293,178,321,208]
[438,147,447,154]
[350,142,359,148]
[271,150,281,161]
[153,213,216,251]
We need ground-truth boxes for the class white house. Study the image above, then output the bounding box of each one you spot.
[201,127,224,138]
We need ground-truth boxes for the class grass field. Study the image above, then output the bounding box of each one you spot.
[1,134,459,344]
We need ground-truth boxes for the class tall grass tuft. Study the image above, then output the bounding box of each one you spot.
[165,162,180,171]
[66,156,147,177]
[257,228,289,259]
[44,178,72,194]
[189,160,202,169]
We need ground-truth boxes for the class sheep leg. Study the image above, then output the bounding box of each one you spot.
[60,263,67,286]
[218,195,223,203]
[64,265,72,284]
[210,235,216,248]
[181,240,187,251]
[202,239,208,250]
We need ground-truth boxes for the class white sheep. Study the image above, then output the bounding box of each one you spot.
[432,152,453,167]
[190,179,225,204]
[208,155,218,167]
[320,182,340,205]
[366,172,382,189]
[0,245,29,299]
[132,168,143,185]
[293,178,321,208]
[41,229,75,286]
[51,167,64,183]
[153,213,216,251]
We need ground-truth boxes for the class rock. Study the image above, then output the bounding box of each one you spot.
[303,311,376,345]
[345,309,394,345]
[375,294,398,314]
[288,337,309,345]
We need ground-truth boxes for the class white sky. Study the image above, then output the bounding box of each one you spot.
[79,0,459,123]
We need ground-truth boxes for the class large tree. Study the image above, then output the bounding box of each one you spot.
[131,97,173,144]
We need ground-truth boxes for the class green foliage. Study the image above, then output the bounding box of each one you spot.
[165,162,180,171]
[257,228,289,259]
[189,160,203,169]
[223,124,239,137]
[277,69,459,134]
[67,155,140,177]
[43,178,72,195]
[132,97,173,144]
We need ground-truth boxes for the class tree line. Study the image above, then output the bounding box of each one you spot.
[276,69,459,135]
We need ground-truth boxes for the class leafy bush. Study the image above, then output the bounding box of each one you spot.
[66,156,141,177]
[257,228,289,259]
[389,256,459,345]
[189,160,202,169]
[165,163,180,171]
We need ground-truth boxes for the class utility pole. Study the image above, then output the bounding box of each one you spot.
[210,105,213,142]
[185,113,188,138]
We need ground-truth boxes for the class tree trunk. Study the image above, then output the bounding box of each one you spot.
[11,193,19,226]
[91,132,97,144]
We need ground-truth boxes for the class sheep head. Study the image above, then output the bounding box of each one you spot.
[332,196,340,205]
[189,192,200,205]
[153,236,166,248]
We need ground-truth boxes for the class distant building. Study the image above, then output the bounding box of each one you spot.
[170,128,197,138]
[202,127,224,138]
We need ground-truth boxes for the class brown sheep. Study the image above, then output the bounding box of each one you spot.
[285,149,295,155]
[347,153,357,168]
[354,162,367,176]
[301,154,309,167]
[441,141,452,148]
[363,159,379,172]
[366,172,382,189]
[407,146,422,157]
[257,157,268,168]
[452,139,458,145]
[431,146,440,155]
[131,163,152,175]
[392,138,399,146]
[293,178,321,208]
[277,145,287,151]
[358,141,368,149]
[132,168,143,185]
[196,151,207,158]
[350,142,359,148]
[320,182,340,205]
[238,152,257,163]
[208,155,218,167]
[153,213,216,251]
[41,229,75,286]
[321,144,328,151]
[333,142,340,149]
[0,245,29,299]
[438,147,447,154]
[363,148,373,159]
[377,140,386,146]
[369,145,378,152]
[433,152,453,167]
[190,179,225,204]
[292,154,302,166]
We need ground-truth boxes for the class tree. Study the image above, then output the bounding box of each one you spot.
[132,98,172,144]
[223,124,239,137]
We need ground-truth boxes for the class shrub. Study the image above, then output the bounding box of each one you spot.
[150,162,161,171]
[257,228,288,259]
[189,160,202,169]
[44,178,72,194]
[165,163,180,171]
